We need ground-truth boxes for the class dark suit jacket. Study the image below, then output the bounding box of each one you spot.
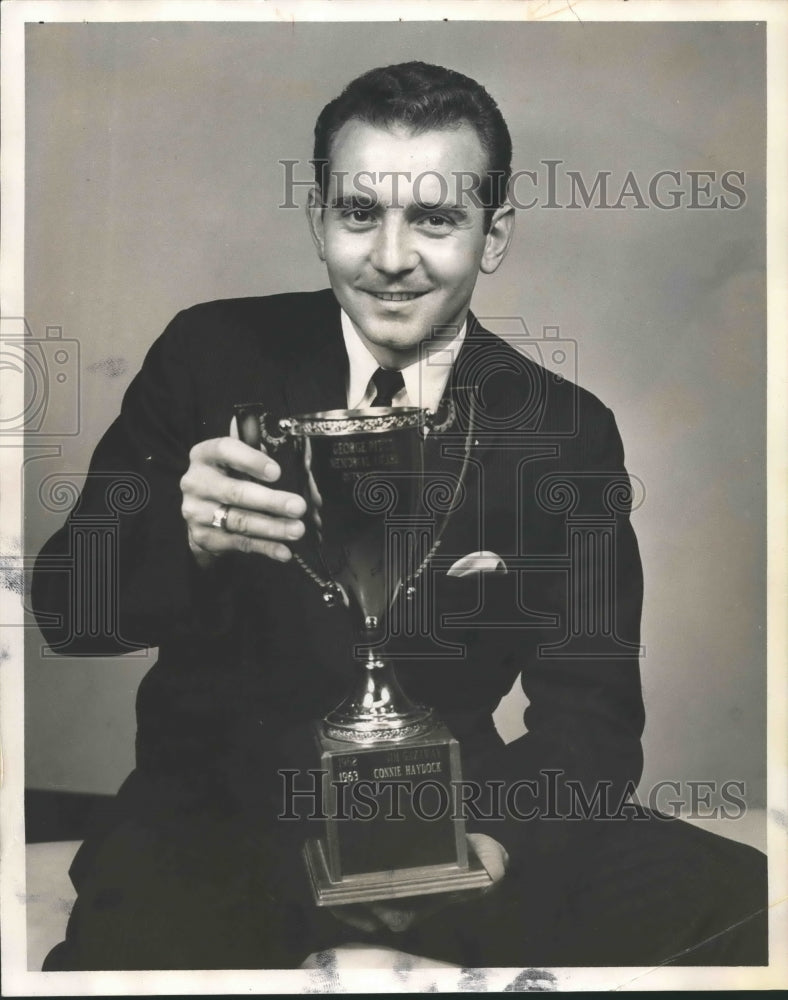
[33,288,645,876]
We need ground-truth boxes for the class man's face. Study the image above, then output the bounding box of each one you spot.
[308,120,514,368]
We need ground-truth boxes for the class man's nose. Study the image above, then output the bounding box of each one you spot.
[369,214,418,275]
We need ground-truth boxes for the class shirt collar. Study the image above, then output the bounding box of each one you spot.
[340,309,467,412]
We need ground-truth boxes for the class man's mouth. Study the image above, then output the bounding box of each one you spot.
[364,290,428,302]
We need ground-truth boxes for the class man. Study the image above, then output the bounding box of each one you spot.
[33,62,766,970]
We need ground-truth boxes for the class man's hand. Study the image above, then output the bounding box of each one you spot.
[300,943,459,972]
[329,833,509,935]
[180,436,306,567]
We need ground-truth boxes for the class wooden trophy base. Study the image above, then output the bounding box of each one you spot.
[304,834,493,906]
[303,720,493,906]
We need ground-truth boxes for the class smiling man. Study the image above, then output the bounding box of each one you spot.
[33,62,767,971]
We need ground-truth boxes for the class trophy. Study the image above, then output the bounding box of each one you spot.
[235,401,492,905]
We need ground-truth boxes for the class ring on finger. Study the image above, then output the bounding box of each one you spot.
[211,503,231,532]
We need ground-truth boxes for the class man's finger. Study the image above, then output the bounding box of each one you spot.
[218,478,306,519]
[467,833,509,884]
[190,436,281,483]
[190,499,304,541]
[184,466,306,518]
[368,902,416,933]
[224,505,305,540]
[188,522,293,562]
[328,905,381,933]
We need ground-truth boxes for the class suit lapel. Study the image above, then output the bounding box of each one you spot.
[425,311,507,471]
[420,314,498,555]
[282,294,348,418]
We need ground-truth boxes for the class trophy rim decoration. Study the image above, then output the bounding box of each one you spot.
[281,406,425,437]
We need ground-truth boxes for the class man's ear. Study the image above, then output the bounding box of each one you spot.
[306,186,326,262]
[480,202,515,275]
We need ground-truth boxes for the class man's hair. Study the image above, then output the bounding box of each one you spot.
[313,61,512,224]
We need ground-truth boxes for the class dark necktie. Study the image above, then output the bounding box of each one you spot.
[370,367,405,407]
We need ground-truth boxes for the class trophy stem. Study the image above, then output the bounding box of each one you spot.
[323,651,435,744]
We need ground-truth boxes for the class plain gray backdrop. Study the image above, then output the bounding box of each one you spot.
[24,20,765,814]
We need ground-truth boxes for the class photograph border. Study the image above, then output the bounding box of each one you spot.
[1,0,786,993]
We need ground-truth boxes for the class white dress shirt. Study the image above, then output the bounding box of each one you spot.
[341,309,466,412]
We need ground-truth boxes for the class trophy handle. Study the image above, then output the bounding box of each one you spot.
[234,403,292,453]
[424,398,456,434]
[234,402,344,606]
[260,414,293,451]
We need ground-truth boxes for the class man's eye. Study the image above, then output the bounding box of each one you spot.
[421,214,453,230]
[344,209,375,225]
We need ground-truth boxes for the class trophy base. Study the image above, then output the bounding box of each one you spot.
[303,721,493,906]
[303,836,493,906]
